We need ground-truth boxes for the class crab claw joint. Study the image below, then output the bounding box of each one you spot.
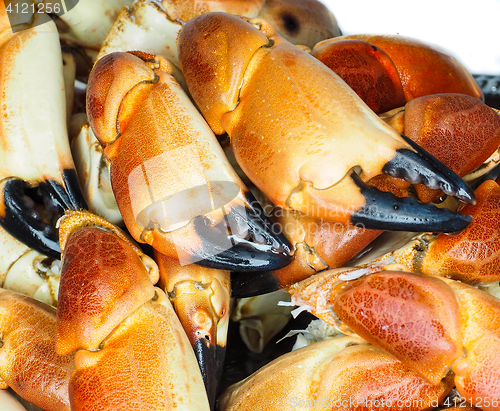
[178,13,475,234]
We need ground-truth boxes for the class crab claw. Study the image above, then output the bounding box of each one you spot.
[178,13,475,234]
[156,253,230,410]
[0,14,87,259]
[86,51,292,271]
[56,210,210,410]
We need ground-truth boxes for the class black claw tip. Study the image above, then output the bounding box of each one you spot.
[230,271,281,298]
[383,134,476,205]
[351,173,473,233]
[193,339,225,411]
[0,179,61,259]
[193,193,293,272]
[0,171,87,259]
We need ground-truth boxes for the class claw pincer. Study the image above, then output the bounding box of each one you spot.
[86,51,292,271]
[0,9,86,259]
[178,13,475,233]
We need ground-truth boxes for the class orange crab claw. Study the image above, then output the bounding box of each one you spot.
[311,39,406,114]
[420,179,500,283]
[332,271,463,385]
[218,336,453,411]
[156,252,230,410]
[317,34,483,102]
[86,51,292,271]
[0,289,74,411]
[290,267,500,408]
[56,211,210,410]
[444,279,500,411]
[179,13,475,234]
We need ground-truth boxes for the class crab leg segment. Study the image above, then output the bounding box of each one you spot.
[0,10,87,259]
[56,210,210,410]
[289,269,500,408]
[178,13,475,233]
[86,51,292,271]
[219,336,453,411]
[0,289,74,411]
[156,253,230,409]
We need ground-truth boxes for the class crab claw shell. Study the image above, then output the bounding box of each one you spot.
[0,289,74,411]
[69,290,210,411]
[255,0,341,48]
[333,271,463,385]
[0,15,87,260]
[403,94,500,203]
[162,0,340,49]
[443,279,500,411]
[218,336,453,411]
[55,210,210,410]
[56,211,158,355]
[156,252,230,410]
[318,34,483,102]
[421,180,500,283]
[179,13,475,233]
[87,51,292,271]
[311,39,406,114]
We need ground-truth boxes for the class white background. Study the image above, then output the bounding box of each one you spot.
[320,0,500,75]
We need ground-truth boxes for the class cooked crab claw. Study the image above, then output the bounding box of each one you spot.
[156,253,230,409]
[350,172,473,232]
[0,13,87,260]
[86,51,292,271]
[178,13,475,233]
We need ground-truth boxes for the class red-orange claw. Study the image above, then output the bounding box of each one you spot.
[69,291,209,411]
[443,280,500,411]
[333,271,463,385]
[270,209,382,288]
[0,289,74,411]
[318,34,482,101]
[86,52,157,146]
[404,94,500,203]
[311,39,406,114]
[421,180,500,284]
[56,211,157,355]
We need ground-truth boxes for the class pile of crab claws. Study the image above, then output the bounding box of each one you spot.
[178,12,476,234]
[156,253,230,410]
